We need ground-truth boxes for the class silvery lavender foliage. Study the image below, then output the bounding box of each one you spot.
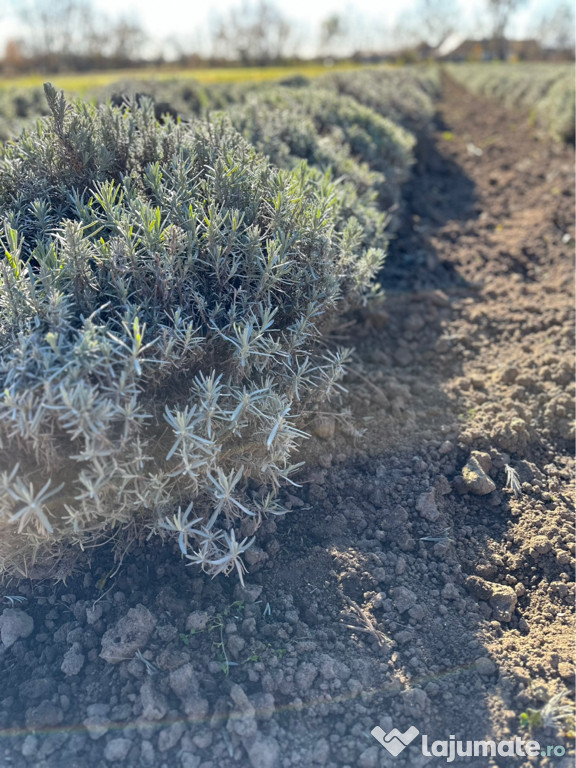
[319,67,442,132]
[0,85,382,579]
[219,85,415,183]
[100,70,429,241]
[220,86,415,243]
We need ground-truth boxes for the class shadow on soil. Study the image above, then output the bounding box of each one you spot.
[265,117,508,758]
[383,110,478,294]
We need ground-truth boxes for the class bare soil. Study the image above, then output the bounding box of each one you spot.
[0,75,573,768]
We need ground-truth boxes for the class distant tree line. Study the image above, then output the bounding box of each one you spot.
[2,0,574,75]
[4,0,149,73]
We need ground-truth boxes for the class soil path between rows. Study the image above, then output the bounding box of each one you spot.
[0,75,573,768]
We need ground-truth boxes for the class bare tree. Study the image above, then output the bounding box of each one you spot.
[535,2,575,53]
[15,0,92,69]
[485,0,528,60]
[393,0,460,53]
[319,14,343,57]
[10,0,148,71]
[211,0,295,64]
[107,18,147,62]
[418,0,459,48]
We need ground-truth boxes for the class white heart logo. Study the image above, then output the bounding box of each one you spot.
[371,725,420,756]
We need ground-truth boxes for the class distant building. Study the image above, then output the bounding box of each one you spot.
[351,34,571,66]
[438,37,543,62]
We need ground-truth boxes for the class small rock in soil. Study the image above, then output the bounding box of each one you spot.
[100,604,155,664]
[61,642,85,676]
[466,576,494,601]
[528,536,552,557]
[158,721,186,752]
[295,661,318,692]
[21,734,37,758]
[234,583,263,604]
[462,455,496,495]
[104,737,133,762]
[439,440,453,455]
[25,701,64,729]
[471,451,492,472]
[185,611,208,631]
[229,683,257,738]
[475,657,498,676]
[86,604,103,625]
[140,740,155,765]
[83,717,111,740]
[0,609,34,648]
[243,732,280,768]
[416,489,440,521]
[488,584,518,622]
[140,678,168,721]
[358,746,379,768]
[311,736,331,764]
[392,586,418,613]
[394,347,413,366]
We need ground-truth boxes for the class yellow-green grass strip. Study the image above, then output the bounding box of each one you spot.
[0,61,384,95]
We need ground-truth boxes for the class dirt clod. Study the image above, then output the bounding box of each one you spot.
[462,455,496,495]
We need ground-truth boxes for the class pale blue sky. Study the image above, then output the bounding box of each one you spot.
[1,0,564,56]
